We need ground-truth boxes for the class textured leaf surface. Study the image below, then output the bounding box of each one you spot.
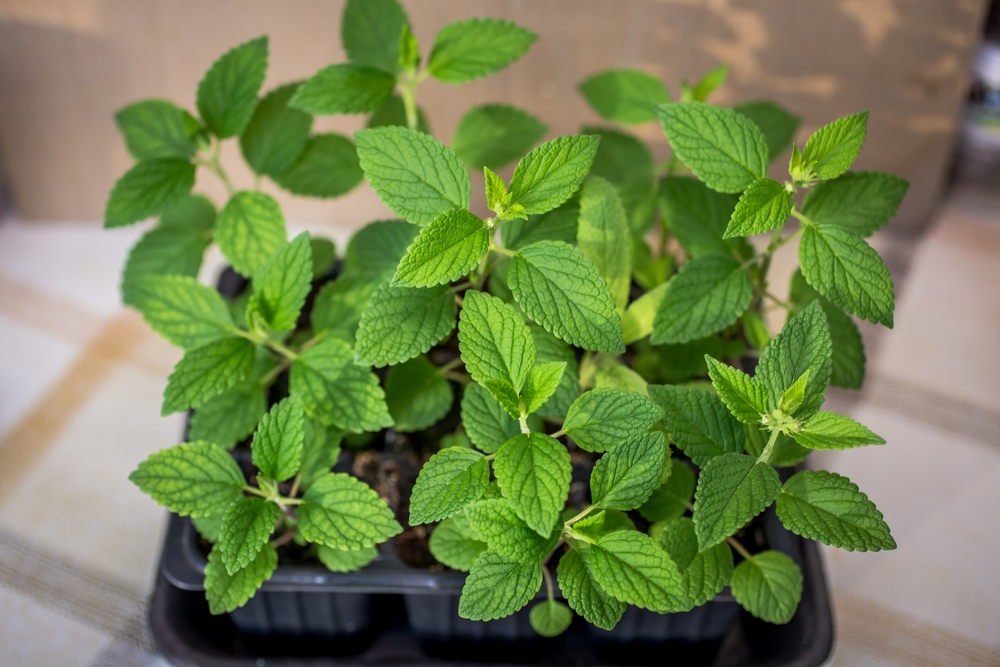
[756,301,831,418]
[495,433,571,536]
[105,159,196,228]
[429,516,488,571]
[557,547,625,630]
[384,356,453,432]
[204,543,276,615]
[792,411,885,450]
[465,499,557,563]
[461,383,521,454]
[251,396,305,482]
[459,551,542,621]
[731,550,802,624]
[341,0,409,74]
[121,224,211,307]
[290,64,395,115]
[501,198,579,250]
[659,517,733,606]
[427,19,536,84]
[589,530,689,613]
[273,133,364,199]
[789,270,865,389]
[309,275,380,343]
[458,290,535,390]
[317,545,378,573]
[508,136,600,215]
[658,177,747,259]
[129,442,245,517]
[215,191,287,278]
[239,83,312,177]
[162,337,255,415]
[133,275,233,350]
[706,357,769,425]
[648,384,744,466]
[189,383,266,450]
[562,388,662,453]
[452,104,547,170]
[115,99,198,160]
[693,453,781,549]
[578,69,669,125]
[410,447,489,525]
[585,126,654,185]
[219,497,280,574]
[197,36,268,138]
[733,101,801,162]
[298,473,402,549]
[577,177,631,314]
[801,171,908,237]
[530,326,580,419]
[725,177,792,238]
[591,432,666,510]
[355,283,457,367]
[639,460,694,524]
[530,600,573,637]
[801,112,868,180]
[392,209,489,288]
[251,233,313,332]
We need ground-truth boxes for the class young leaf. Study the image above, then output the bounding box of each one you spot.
[317,545,379,573]
[530,600,573,637]
[272,133,364,198]
[621,281,668,345]
[656,102,768,193]
[409,447,490,525]
[687,64,729,102]
[219,497,281,575]
[756,300,832,418]
[458,290,536,391]
[508,135,600,215]
[104,159,196,228]
[384,356,453,432]
[799,223,894,327]
[162,337,256,415]
[789,270,866,389]
[733,101,801,162]
[562,388,663,453]
[398,23,420,73]
[290,337,393,433]
[251,395,305,482]
[639,460,695,524]
[189,382,266,450]
[589,530,690,613]
[115,99,199,160]
[693,452,781,550]
[121,226,211,308]
[427,19,537,84]
[557,547,625,630]
[458,551,543,621]
[129,442,245,517]
[585,126,654,186]
[651,254,752,345]
[485,167,507,212]
[204,543,277,615]
[778,371,810,415]
[725,178,792,238]
[577,177,632,314]
[801,112,868,181]
[520,362,567,416]
[658,177,748,259]
[355,126,471,226]
[239,83,312,177]
[341,0,409,75]
[494,433,571,537]
[659,517,734,606]
[530,325,580,419]
[801,171,909,237]
[452,104,547,171]
[578,69,670,125]
[132,275,234,350]
[251,233,313,332]
[355,283,457,367]
[776,470,895,552]
[591,432,667,510]
[197,36,269,139]
[465,499,557,563]
[215,191,287,278]
[298,472,403,549]
[647,384,744,467]
[508,241,624,353]
[730,550,802,624]
[791,411,885,450]
[429,516,488,571]
[290,64,395,115]
[705,357,769,425]
[461,383,521,454]
[343,219,419,281]
[392,209,490,288]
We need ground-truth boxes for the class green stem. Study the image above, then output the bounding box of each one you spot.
[288,472,302,500]
[564,503,598,527]
[726,536,754,561]
[489,244,517,258]
[244,485,268,498]
[790,207,816,229]
[444,371,471,384]
[259,359,292,387]
[268,339,299,361]
[542,563,555,601]
[438,357,465,375]
[764,291,794,310]
[757,428,780,464]
[450,281,474,293]
[399,77,419,130]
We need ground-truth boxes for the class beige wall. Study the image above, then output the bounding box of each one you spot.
[0,0,988,233]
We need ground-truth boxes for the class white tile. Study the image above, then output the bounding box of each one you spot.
[0,584,110,667]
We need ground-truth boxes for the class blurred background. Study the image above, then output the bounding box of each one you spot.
[0,1,998,666]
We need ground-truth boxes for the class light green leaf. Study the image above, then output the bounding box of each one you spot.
[458,290,535,390]
[801,112,868,181]
[129,442,245,517]
[204,542,277,615]
[577,177,631,314]
[578,69,669,125]
[355,283,457,367]
[192,513,225,543]
[638,459,694,524]
[251,233,313,332]
[299,418,343,490]
[290,64,395,115]
[219,497,280,575]
[705,357,769,425]
[589,530,689,613]
[530,600,573,637]
[452,105,547,170]
[731,550,802,624]
[621,281,668,345]
[115,99,199,160]
[520,361,567,416]
[495,433,571,537]
[647,384,744,466]
[310,275,381,344]
[591,432,666,510]
[104,159,196,228]
[392,209,490,288]
[298,472,403,549]
[239,83,311,177]
[458,551,542,621]
[410,447,489,525]
[251,395,305,482]
[343,219,419,281]
[272,133,364,199]
[801,171,909,237]
[429,516,488,571]
[461,383,521,454]
[594,359,648,396]
[196,36,268,138]
[215,191,287,278]
[792,411,885,450]
[427,19,536,84]
[756,300,831,418]
[465,499,557,563]
[162,337,255,415]
[557,547,625,630]
[733,101,801,163]
[159,193,217,231]
[693,452,781,550]
[341,0,409,74]
[658,177,749,259]
[355,126,471,226]
[485,167,506,211]
[385,356,453,432]
[659,517,734,606]
[778,371,810,415]
[508,135,600,215]
[317,545,378,573]
[789,269,865,389]
[687,64,729,102]
[132,275,233,350]
[725,178,792,238]
[585,126,654,185]
[189,382,266,450]
[121,225,211,308]
[530,325,580,419]
[481,377,521,421]
[651,253,752,345]
[656,102,768,193]
[562,388,663,453]
[501,198,579,251]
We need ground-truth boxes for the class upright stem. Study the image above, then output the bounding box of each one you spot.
[757,428,780,464]
[542,563,555,601]
[399,77,419,130]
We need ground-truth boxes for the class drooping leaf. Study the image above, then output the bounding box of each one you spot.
[501,198,580,251]
[529,325,580,419]
[659,517,734,606]
[801,171,909,237]
[189,382,267,450]
[465,499,557,563]
[343,219,419,281]
[639,460,695,524]
[115,99,199,160]
[530,599,573,637]
[788,270,865,389]
[317,545,379,573]
[461,383,521,454]
[584,126,653,186]
[458,290,535,391]
[429,516,488,571]
[366,94,431,134]
[121,225,211,308]
[204,543,277,615]
[658,177,748,259]
[341,0,409,74]
[733,101,801,163]
[577,177,632,314]
[251,232,313,332]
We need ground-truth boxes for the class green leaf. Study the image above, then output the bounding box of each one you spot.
[651,253,752,345]
[239,83,312,177]
[392,209,490,288]
[251,233,313,332]
[197,36,269,139]
[530,600,573,637]
[132,275,233,350]
[799,223,894,327]
[218,497,280,575]
[509,241,624,353]
[589,530,689,613]
[647,384,744,466]
[725,178,792,238]
[789,270,865,389]
[577,177,632,314]
[656,102,768,193]
[530,325,580,419]
[687,65,729,102]
[290,337,393,433]
[290,64,395,115]
[562,388,663,453]
[427,19,536,84]
[639,459,694,524]
[251,395,305,482]
[621,281,668,345]
[121,225,211,308]
[458,551,542,621]
[705,357,769,425]
[801,171,909,237]
[733,101,801,162]
[658,177,749,259]
[355,126,471,226]
[659,517,734,606]
[410,447,489,525]
[367,93,431,134]
[693,452,781,550]
[298,472,402,549]
[385,356,453,432]
[104,159,196,228]
[129,442,245,517]
[310,275,381,344]
[465,499,557,563]
[520,362,567,416]
[801,112,868,181]
[756,300,831,418]
[452,104,547,170]
[458,290,535,390]
[162,337,255,415]
[578,69,669,125]
[792,411,885,450]
[189,382,266,450]
[344,219,419,281]
[730,550,802,624]
[508,135,600,215]
[272,133,364,199]
[215,191,287,278]
[341,0,409,74]
[461,383,521,454]
[192,513,225,543]
[299,418,343,490]
[557,547,625,630]
[501,198,579,251]
[591,432,666,510]
[429,516,488,572]
[204,542,277,615]
[485,167,507,211]
[115,99,199,160]
[594,360,648,396]
[355,283,457,367]
[159,193,217,231]
[777,470,895,552]
[495,433,571,536]
[317,545,378,573]
[585,126,654,186]
[778,371,810,415]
